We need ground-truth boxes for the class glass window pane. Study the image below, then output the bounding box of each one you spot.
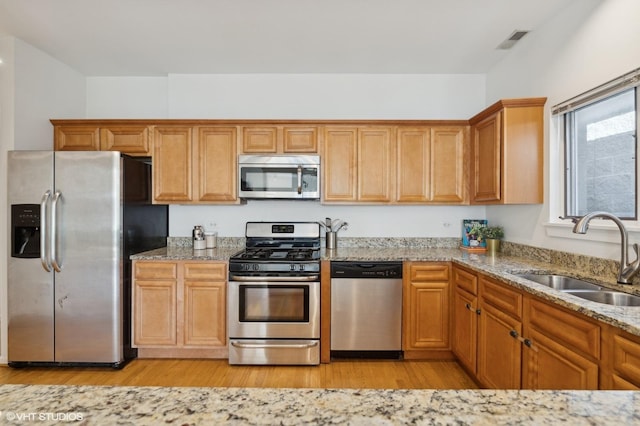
[566,89,637,218]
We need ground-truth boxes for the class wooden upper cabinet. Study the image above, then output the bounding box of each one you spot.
[469,98,546,204]
[54,122,151,156]
[240,125,319,153]
[431,127,467,203]
[54,125,100,151]
[323,127,358,201]
[283,126,318,152]
[153,126,193,202]
[396,128,430,202]
[196,127,238,203]
[242,127,278,153]
[396,126,468,204]
[323,126,393,203]
[358,127,394,202]
[100,125,151,156]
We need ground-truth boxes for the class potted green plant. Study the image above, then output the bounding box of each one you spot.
[480,226,504,254]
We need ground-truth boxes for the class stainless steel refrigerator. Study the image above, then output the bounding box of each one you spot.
[7,151,168,367]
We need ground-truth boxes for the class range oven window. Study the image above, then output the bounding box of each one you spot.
[239,285,310,322]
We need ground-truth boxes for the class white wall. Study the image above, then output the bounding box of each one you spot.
[87,73,488,237]
[167,74,485,119]
[86,77,168,118]
[485,0,640,260]
[14,38,85,149]
[0,37,86,363]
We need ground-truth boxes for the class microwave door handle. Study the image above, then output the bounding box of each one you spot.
[297,165,302,194]
[40,190,52,272]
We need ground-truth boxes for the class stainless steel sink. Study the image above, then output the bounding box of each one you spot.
[515,273,603,291]
[563,290,640,307]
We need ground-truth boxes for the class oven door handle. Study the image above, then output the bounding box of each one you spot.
[229,275,320,282]
[231,341,319,349]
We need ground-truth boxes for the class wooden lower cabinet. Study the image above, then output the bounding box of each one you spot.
[452,266,479,374]
[601,326,640,389]
[523,298,599,390]
[451,266,604,390]
[402,262,452,359]
[476,276,523,389]
[133,260,227,358]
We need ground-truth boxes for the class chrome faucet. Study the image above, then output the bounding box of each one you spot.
[572,211,640,284]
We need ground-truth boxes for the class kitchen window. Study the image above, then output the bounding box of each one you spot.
[554,68,640,220]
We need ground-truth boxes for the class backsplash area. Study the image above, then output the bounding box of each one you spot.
[166,237,628,284]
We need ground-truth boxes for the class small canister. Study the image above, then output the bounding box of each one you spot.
[193,225,206,250]
[326,231,337,250]
[205,232,217,249]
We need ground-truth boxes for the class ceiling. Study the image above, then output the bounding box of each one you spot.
[0,0,576,77]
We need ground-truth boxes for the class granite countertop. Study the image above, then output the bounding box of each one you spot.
[0,384,638,425]
[132,245,640,337]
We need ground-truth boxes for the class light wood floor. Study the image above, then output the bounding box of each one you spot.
[0,358,478,389]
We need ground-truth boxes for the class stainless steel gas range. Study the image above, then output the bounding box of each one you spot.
[228,222,321,365]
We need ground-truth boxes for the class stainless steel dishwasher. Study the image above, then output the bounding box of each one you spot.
[330,262,403,358]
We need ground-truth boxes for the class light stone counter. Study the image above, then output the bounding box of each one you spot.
[132,245,640,337]
[0,384,638,425]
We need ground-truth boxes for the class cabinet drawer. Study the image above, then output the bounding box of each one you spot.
[453,266,477,295]
[409,263,449,282]
[135,261,178,280]
[612,333,640,386]
[184,262,227,280]
[527,298,600,360]
[479,276,522,320]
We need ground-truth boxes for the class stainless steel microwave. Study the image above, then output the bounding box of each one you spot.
[238,155,321,200]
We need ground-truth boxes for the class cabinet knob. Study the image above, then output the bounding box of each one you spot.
[475,308,481,315]
[465,303,472,310]
[509,329,519,338]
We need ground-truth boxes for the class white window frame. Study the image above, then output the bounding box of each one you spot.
[547,67,640,242]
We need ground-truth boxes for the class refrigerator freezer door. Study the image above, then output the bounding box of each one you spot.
[53,151,123,363]
[7,151,55,362]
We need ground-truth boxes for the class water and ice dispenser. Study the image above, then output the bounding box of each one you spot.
[11,204,41,258]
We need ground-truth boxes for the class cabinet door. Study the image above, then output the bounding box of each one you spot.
[323,127,357,201]
[396,128,430,202]
[134,279,177,346]
[242,127,278,153]
[431,127,467,203]
[183,281,226,347]
[471,112,501,203]
[477,302,522,389]
[358,127,394,202]
[283,126,318,152]
[522,327,598,389]
[153,126,193,202]
[196,127,238,202]
[452,286,478,374]
[183,263,227,347]
[54,126,100,151]
[522,297,600,390]
[100,125,151,156]
[610,332,640,389]
[403,263,450,352]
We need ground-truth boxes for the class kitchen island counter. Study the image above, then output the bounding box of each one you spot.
[1,384,637,425]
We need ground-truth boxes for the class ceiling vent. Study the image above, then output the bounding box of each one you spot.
[497,30,530,49]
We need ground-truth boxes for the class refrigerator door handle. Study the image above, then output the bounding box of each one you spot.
[40,190,52,272]
[51,190,63,272]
